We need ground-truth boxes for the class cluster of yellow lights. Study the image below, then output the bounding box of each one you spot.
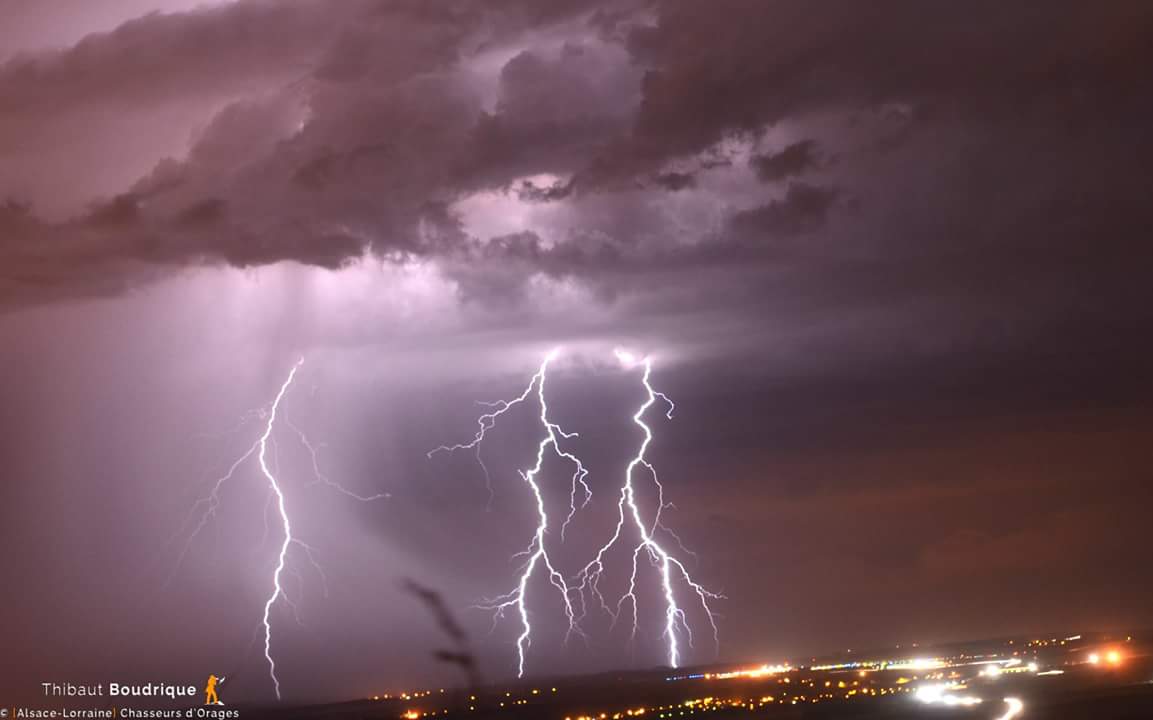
[401,707,451,720]
[656,687,917,717]
[497,688,559,709]
[391,687,562,718]
[562,675,925,720]
[707,664,792,680]
[565,709,647,720]
[372,689,442,702]
[1021,634,1089,648]
[809,656,944,672]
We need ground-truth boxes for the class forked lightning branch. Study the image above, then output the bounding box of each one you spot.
[432,348,721,677]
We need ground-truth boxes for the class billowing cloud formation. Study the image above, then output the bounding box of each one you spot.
[4,0,1149,318]
[0,0,628,303]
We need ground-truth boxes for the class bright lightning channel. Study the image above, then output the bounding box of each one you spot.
[171,358,386,700]
[257,358,303,700]
[430,349,589,677]
[576,349,721,669]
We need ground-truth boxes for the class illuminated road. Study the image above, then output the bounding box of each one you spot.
[996,697,1025,720]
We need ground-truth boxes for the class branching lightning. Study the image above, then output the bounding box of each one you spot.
[427,357,591,519]
[288,419,391,502]
[430,350,590,677]
[433,348,721,676]
[168,357,387,700]
[164,441,260,589]
[576,350,721,669]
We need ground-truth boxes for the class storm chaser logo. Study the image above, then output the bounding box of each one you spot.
[204,675,225,706]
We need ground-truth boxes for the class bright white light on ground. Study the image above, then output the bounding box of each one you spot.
[914,683,981,707]
[996,697,1024,720]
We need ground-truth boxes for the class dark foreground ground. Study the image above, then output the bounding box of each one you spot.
[235,632,1153,720]
[239,676,1153,720]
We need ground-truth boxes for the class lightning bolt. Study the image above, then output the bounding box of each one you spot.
[433,348,720,673]
[576,350,721,669]
[166,358,386,700]
[430,349,590,677]
[257,357,303,700]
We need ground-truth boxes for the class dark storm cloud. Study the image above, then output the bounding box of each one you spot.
[0,0,656,306]
[650,171,695,191]
[0,0,334,111]
[589,0,1153,183]
[454,38,641,202]
[727,181,839,237]
[513,178,573,203]
[750,140,818,183]
[2,0,1151,315]
[0,0,361,220]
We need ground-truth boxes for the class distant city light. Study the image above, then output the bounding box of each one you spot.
[400,634,1143,720]
[711,664,792,680]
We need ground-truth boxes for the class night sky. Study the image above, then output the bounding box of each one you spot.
[2,0,1153,706]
